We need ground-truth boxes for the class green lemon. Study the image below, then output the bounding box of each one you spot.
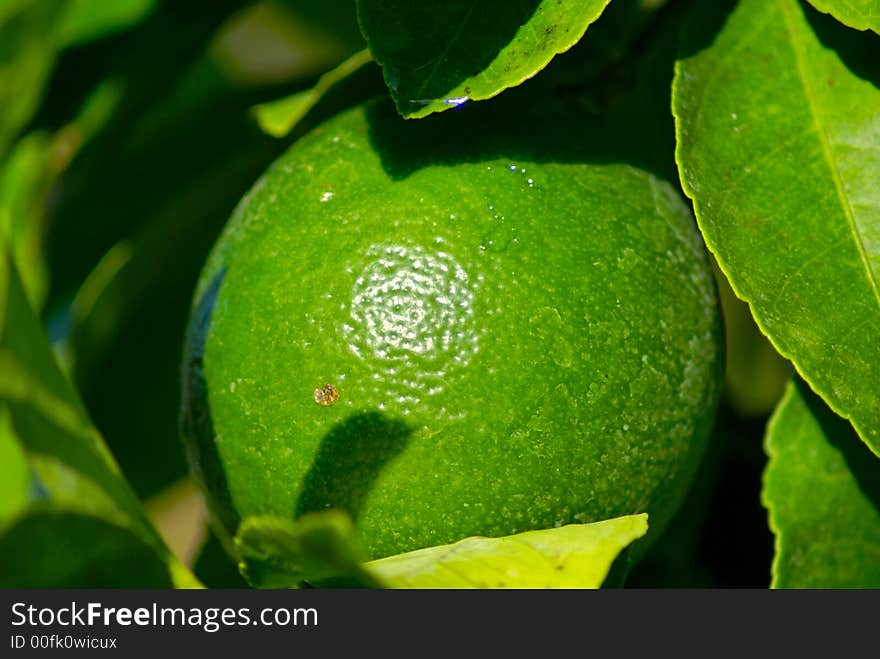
[181,99,723,565]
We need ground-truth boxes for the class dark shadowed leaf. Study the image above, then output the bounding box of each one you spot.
[0,509,175,588]
[357,0,613,117]
[0,245,199,587]
[193,529,249,588]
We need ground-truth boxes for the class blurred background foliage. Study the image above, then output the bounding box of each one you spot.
[1,0,791,587]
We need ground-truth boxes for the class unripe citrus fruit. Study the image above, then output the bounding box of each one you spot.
[182,99,723,565]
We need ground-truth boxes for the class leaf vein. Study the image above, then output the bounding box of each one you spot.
[780,0,880,313]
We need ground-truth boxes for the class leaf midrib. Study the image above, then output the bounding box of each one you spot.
[780,0,880,313]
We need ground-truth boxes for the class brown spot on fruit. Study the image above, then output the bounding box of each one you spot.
[314,383,339,406]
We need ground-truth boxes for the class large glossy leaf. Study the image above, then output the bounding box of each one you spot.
[367,514,648,588]
[236,510,647,588]
[763,380,880,588]
[357,0,613,117]
[0,245,199,587]
[807,0,880,33]
[674,0,880,454]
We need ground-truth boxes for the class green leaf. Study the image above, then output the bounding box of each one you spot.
[674,0,880,454]
[0,0,61,162]
[56,0,157,48]
[763,380,880,588]
[0,244,200,588]
[806,0,880,33]
[357,0,613,117]
[236,510,648,588]
[251,49,373,137]
[0,508,179,588]
[367,514,648,588]
[0,405,30,526]
[0,0,146,163]
[236,511,381,588]
[62,145,283,500]
[1,80,123,311]
[46,45,304,502]
[0,133,53,308]
[0,38,123,311]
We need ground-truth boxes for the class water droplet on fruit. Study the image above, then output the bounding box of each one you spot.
[480,205,518,253]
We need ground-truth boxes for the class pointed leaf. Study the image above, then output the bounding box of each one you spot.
[806,0,880,33]
[763,380,880,588]
[357,0,613,117]
[367,514,648,588]
[251,50,373,137]
[674,0,880,454]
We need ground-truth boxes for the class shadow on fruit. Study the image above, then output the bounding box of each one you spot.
[180,268,240,539]
[295,412,413,522]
